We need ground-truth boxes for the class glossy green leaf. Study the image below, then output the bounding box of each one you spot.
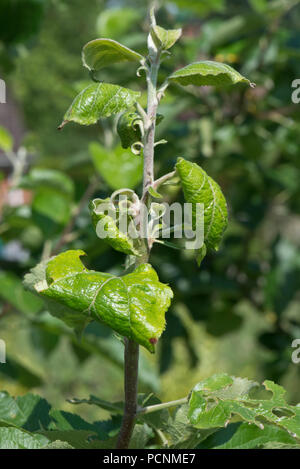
[89,198,140,256]
[0,125,13,152]
[169,61,252,87]
[25,250,173,352]
[82,38,143,72]
[60,83,141,127]
[176,157,228,260]
[90,142,143,189]
[151,25,182,50]
[188,373,300,442]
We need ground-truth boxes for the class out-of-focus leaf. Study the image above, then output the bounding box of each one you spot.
[169,61,252,87]
[199,422,300,449]
[20,168,74,196]
[25,250,173,352]
[0,271,43,315]
[0,126,13,152]
[82,39,143,72]
[90,142,143,189]
[129,423,153,449]
[60,83,141,127]
[151,25,182,50]
[0,391,51,430]
[188,373,300,442]
[32,187,71,232]
[96,8,141,39]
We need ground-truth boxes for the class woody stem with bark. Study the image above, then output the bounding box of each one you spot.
[116,27,161,451]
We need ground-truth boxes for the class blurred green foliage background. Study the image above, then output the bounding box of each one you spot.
[0,0,300,421]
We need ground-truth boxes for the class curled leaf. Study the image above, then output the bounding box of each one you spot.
[59,83,141,128]
[176,157,228,262]
[25,250,173,352]
[117,112,142,149]
[89,198,140,256]
[82,38,143,72]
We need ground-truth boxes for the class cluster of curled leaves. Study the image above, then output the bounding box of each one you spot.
[1,373,300,449]
[24,154,228,352]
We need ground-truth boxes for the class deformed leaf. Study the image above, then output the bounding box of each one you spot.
[82,38,143,72]
[59,83,141,128]
[25,250,173,352]
[89,198,140,256]
[151,25,182,50]
[117,112,142,149]
[176,157,228,261]
[188,373,300,442]
[169,61,252,87]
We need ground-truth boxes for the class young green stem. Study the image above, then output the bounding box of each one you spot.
[138,397,188,415]
[116,20,161,450]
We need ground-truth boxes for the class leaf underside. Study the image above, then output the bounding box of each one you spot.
[169,61,251,87]
[82,38,143,71]
[24,250,173,352]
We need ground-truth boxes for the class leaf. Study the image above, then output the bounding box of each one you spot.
[129,423,153,449]
[199,422,300,449]
[117,111,142,149]
[164,403,214,449]
[169,61,252,87]
[89,198,140,256]
[60,83,141,127]
[67,396,123,415]
[188,373,300,442]
[25,250,173,352]
[0,427,49,449]
[43,440,74,449]
[0,391,51,431]
[82,38,143,72]
[0,272,43,316]
[151,25,182,50]
[176,157,228,260]
[116,112,164,150]
[90,142,143,190]
[20,168,74,196]
[0,125,13,152]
